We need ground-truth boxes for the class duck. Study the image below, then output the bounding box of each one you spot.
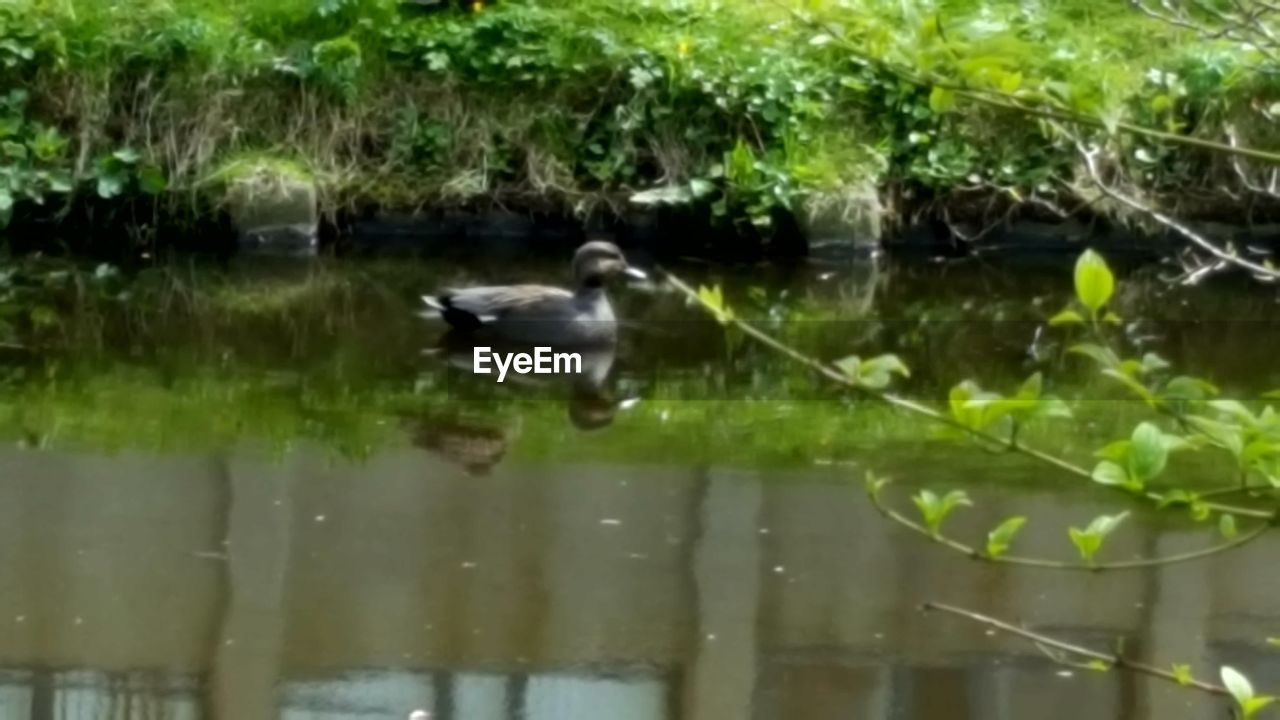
[421,241,647,347]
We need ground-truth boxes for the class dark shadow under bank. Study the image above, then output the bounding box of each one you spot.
[7,194,1280,273]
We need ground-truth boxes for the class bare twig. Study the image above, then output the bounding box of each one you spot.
[1076,142,1280,283]
[921,601,1231,696]
[1227,126,1280,199]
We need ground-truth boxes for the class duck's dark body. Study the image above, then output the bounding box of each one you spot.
[421,242,642,347]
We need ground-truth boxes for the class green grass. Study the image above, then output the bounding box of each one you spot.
[0,0,1275,240]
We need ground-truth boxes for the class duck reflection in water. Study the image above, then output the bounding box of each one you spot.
[405,330,636,475]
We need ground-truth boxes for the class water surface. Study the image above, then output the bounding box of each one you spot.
[0,251,1278,719]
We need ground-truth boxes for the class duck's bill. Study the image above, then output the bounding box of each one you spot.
[624,266,648,280]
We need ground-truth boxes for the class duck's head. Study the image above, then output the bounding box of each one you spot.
[572,241,647,288]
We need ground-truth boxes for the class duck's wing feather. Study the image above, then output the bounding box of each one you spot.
[434,284,574,323]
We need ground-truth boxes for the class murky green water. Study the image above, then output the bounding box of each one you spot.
[1,251,1279,719]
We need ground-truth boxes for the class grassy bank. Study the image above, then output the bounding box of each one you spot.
[1,0,1278,250]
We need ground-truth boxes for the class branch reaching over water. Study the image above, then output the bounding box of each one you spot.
[1076,142,1280,284]
[922,601,1231,696]
[657,267,1272,521]
[870,483,1273,570]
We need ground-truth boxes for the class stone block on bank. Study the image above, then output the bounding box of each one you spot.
[217,158,319,257]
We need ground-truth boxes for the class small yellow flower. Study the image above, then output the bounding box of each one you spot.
[472,0,484,12]
[677,39,690,57]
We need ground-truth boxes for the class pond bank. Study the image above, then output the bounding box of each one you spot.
[4,1,1279,267]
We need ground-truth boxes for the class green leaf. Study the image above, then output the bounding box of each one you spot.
[1069,343,1122,370]
[1267,638,1280,648]
[1096,440,1132,463]
[985,516,1027,558]
[855,354,910,389]
[835,355,861,379]
[950,380,1004,430]
[1068,527,1102,563]
[1209,399,1258,426]
[1034,396,1074,419]
[928,86,956,113]
[48,172,73,194]
[96,174,124,199]
[1162,376,1219,402]
[1171,663,1193,686]
[1141,353,1171,374]
[112,147,141,164]
[1085,659,1111,672]
[1091,460,1134,489]
[1221,666,1254,705]
[1048,308,1084,326]
[1073,249,1115,313]
[1219,513,1238,540]
[696,285,733,324]
[1128,422,1169,481]
[913,489,971,536]
[1242,439,1280,466]
[1016,372,1042,401]
[999,71,1023,94]
[1264,390,1280,400]
[864,471,890,500]
[1156,489,1196,508]
[1186,415,1246,458]
[912,490,938,531]
[1087,511,1129,538]
[1243,697,1276,720]
[1102,368,1158,407]
[138,165,168,195]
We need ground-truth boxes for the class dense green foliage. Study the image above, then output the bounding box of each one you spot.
[0,0,1277,240]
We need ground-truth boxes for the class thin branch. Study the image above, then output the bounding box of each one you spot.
[1130,0,1280,64]
[1227,126,1280,199]
[783,5,1280,165]
[657,268,1273,520]
[921,602,1231,696]
[870,483,1273,570]
[1077,142,1280,283]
